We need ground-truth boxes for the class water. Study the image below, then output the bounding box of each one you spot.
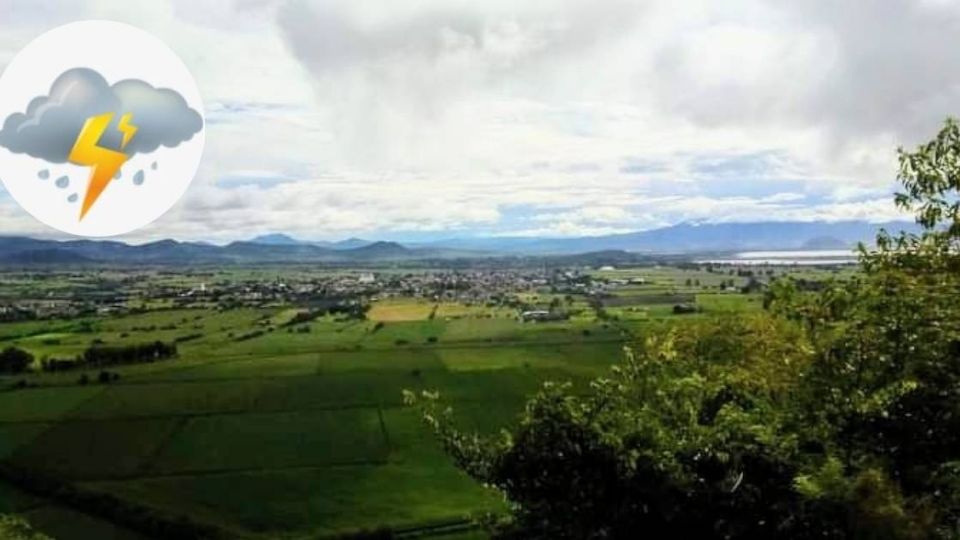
[697,249,858,266]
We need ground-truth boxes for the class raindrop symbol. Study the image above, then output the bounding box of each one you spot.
[114,169,122,180]
[55,176,69,189]
[38,169,49,180]
[133,170,145,185]
[151,162,158,171]
[67,193,78,203]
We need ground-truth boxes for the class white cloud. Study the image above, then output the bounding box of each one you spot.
[0,0,942,242]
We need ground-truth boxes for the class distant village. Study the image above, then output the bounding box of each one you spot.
[0,264,777,322]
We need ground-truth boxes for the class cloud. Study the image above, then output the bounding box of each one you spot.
[274,0,643,166]
[649,1,960,147]
[0,1,941,242]
[0,67,202,163]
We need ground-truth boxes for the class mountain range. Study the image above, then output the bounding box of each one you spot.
[411,220,917,254]
[249,234,372,250]
[0,220,918,265]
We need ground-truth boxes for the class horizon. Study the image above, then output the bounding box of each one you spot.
[2,1,955,243]
[0,217,918,247]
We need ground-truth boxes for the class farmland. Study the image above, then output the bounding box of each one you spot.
[0,262,852,539]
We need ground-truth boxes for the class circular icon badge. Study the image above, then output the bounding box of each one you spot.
[0,21,205,237]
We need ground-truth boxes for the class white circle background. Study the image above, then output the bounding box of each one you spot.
[0,21,205,237]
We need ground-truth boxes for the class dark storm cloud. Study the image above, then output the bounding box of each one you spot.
[0,67,203,163]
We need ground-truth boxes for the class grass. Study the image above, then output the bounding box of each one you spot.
[0,271,778,538]
[0,386,105,422]
[368,299,437,322]
[7,417,183,480]
[21,505,148,540]
[0,424,52,460]
[85,463,502,538]
[148,409,388,474]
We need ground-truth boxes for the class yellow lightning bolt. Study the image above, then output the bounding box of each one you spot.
[68,112,138,221]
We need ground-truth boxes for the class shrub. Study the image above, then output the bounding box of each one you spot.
[0,347,33,373]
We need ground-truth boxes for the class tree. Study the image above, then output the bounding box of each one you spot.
[0,515,51,540]
[0,347,33,373]
[408,119,960,539]
[409,317,822,538]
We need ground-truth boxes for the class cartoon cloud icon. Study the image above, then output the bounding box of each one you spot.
[0,67,204,219]
[0,67,203,163]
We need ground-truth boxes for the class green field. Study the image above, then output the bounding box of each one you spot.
[0,264,831,538]
[0,304,625,537]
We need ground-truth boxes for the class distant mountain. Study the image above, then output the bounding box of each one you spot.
[801,236,849,250]
[417,221,919,254]
[248,234,372,250]
[333,237,372,250]
[0,248,92,265]
[0,220,920,265]
[0,236,472,265]
[249,233,303,246]
[346,241,412,260]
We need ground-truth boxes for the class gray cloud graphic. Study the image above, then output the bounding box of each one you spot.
[0,67,202,163]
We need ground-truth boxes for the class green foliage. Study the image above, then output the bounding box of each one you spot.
[0,515,51,540]
[410,316,820,538]
[411,119,960,539]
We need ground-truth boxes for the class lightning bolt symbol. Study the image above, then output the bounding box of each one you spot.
[68,112,138,220]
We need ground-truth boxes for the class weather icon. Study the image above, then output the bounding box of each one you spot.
[0,21,205,237]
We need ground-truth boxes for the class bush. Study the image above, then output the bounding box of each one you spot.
[0,347,33,373]
[0,514,51,539]
[83,341,177,366]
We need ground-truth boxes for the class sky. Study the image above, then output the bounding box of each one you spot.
[0,0,956,243]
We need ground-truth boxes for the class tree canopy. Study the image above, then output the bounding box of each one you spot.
[0,347,33,373]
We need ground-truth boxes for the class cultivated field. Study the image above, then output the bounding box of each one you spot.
[0,264,846,538]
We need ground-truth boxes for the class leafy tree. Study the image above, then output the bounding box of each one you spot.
[409,316,824,538]
[0,347,33,373]
[409,119,960,539]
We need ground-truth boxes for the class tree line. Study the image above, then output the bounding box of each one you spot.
[42,341,178,372]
